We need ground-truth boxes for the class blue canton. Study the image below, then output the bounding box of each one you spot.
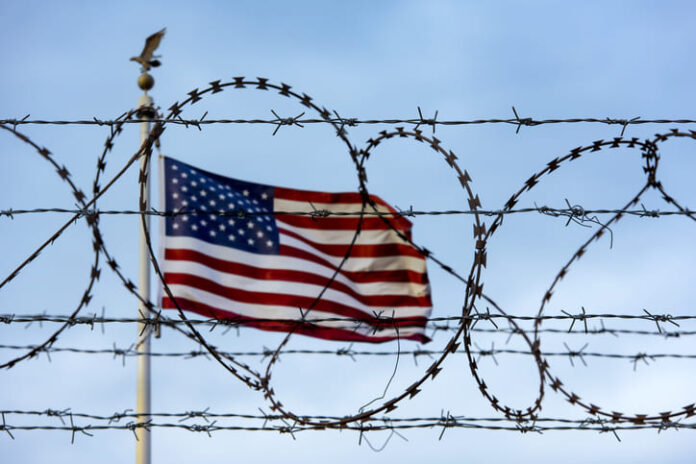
[163,157,279,255]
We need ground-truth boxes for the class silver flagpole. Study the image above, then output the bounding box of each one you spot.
[136,71,154,464]
[132,29,165,464]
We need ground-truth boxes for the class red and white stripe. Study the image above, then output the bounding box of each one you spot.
[161,187,432,343]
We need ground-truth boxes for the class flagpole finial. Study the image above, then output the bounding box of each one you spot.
[131,28,166,92]
[138,72,155,91]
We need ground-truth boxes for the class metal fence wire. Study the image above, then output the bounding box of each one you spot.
[2,76,696,442]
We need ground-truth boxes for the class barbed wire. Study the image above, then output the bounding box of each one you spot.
[1,408,693,444]
[3,418,693,442]
[1,311,692,328]
[3,112,696,135]
[1,205,693,220]
[1,409,693,440]
[1,343,693,367]
[3,76,696,435]
[5,407,691,426]
[3,313,694,338]
[0,420,692,443]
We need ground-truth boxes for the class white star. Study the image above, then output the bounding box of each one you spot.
[256,231,263,238]
[191,224,198,231]
[218,194,225,200]
[266,240,273,247]
[219,224,226,231]
[238,229,245,236]
[173,223,179,229]
[209,200,216,206]
[266,225,272,231]
[228,219,235,226]
[252,199,259,205]
[228,234,235,241]
[200,205,207,211]
[209,185,216,191]
[191,195,197,202]
[237,200,244,206]
[243,190,250,196]
[191,181,198,187]
[248,238,254,245]
[227,192,234,198]
[200,178,206,184]
[182,200,188,206]
[209,230,216,237]
[200,220,207,226]
[172,165,178,171]
[209,214,217,220]
[182,216,189,222]
[181,172,188,178]
[172,193,179,199]
[172,178,178,184]
[181,186,188,192]
[256,217,264,223]
[200,190,207,197]
[247,222,254,229]
[261,192,268,200]
[228,203,235,209]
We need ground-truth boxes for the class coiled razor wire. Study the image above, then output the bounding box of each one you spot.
[2,77,696,439]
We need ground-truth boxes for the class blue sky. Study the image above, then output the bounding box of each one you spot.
[1,1,695,462]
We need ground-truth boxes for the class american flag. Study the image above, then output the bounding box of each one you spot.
[159,156,432,343]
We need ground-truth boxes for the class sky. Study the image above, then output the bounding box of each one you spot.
[1,1,696,462]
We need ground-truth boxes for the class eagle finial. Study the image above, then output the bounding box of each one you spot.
[130,28,166,72]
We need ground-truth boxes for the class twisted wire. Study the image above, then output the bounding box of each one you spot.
[3,76,696,439]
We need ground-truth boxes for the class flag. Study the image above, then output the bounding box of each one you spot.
[159,156,432,343]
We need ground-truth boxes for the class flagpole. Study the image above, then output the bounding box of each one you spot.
[136,70,155,464]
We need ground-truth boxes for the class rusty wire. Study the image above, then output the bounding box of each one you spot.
[2,76,696,439]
